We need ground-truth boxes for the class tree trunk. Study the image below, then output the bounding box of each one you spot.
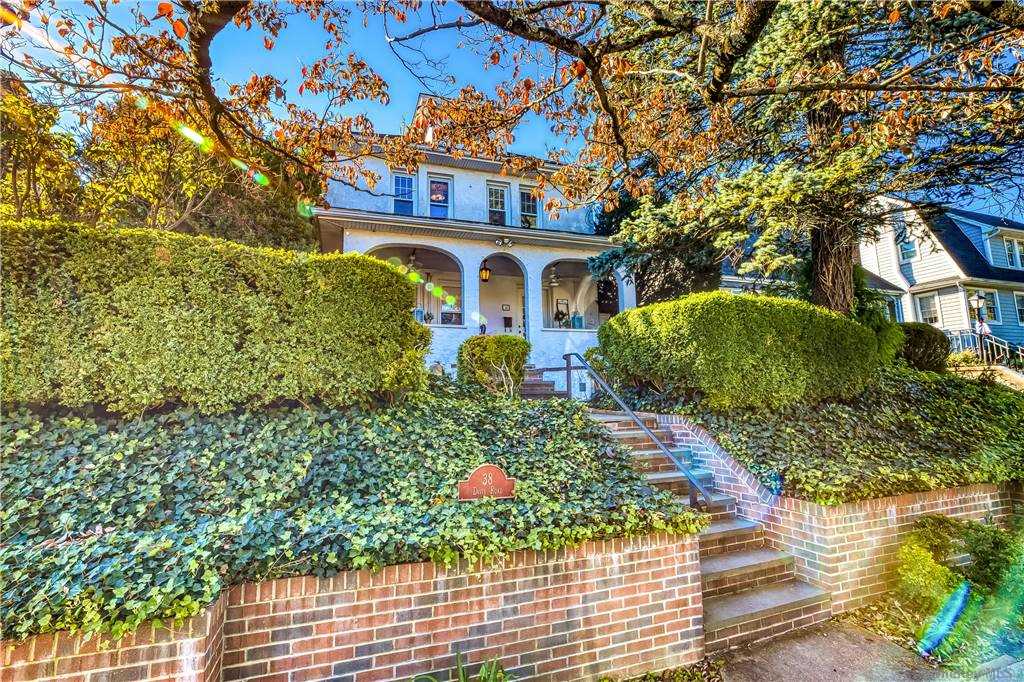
[810,221,856,313]
[804,38,856,314]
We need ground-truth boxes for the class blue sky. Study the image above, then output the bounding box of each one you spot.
[207,5,563,158]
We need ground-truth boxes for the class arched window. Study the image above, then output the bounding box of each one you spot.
[541,260,619,330]
[369,246,464,326]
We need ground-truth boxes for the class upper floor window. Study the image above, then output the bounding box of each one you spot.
[1015,292,1024,325]
[520,189,538,228]
[915,293,940,325]
[429,177,450,219]
[1004,237,1024,269]
[393,174,414,216]
[487,184,508,226]
[897,236,917,262]
[966,287,1001,324]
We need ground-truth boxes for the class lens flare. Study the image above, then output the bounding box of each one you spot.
[446,295,456,306]
[431,288,443,298]
[386,257,402,267]
[134,96,149,110]
[253,172,270,187]
[918,581,971,656]
[175,124,206,146]
[424,282,435,293]
[296,199,315,218]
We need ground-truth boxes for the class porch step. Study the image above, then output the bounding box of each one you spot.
[700,548,795,597]
[704,580,831,652]
[518,379,567,399]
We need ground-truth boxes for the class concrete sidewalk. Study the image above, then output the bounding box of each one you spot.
[719,622,959,681]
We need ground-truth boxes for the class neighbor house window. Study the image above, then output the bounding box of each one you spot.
[1015,292,1024,325]
[520,189,538,228]
[393,174,414,215]
[898,236,917,262]
[429,177,450,219]
[487,184,508,226]
[884,297,904,323]
[967,288,1001,324]
[1004,237,1024,269]
[915,293,940,325]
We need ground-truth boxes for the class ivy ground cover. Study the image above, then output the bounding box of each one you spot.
[0,379,705,641]
[604,367,1024,505]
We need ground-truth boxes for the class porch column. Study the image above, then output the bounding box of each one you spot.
[523,258,546,362]
[463,253,482,334]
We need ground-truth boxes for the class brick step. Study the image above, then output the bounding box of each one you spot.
[704,580,832,653]
[588,411,660,430]
[699,517,763,558]
[700,548,795,598]
[630,448,694,472]
[682,491,736,522]
[608,429,676,446]
[644,468,714,496]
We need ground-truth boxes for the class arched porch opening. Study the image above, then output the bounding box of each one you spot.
[368,245,464,326]
[478,253,527,336]
[541,259,620,330]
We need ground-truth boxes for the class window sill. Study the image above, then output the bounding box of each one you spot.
[426,323,468,329]
[541,327,599,333]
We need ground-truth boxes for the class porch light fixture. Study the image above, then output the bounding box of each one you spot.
[479,260,491,282]
[969,291,985,313]
[406,249,419,270]
[548,267,560,287]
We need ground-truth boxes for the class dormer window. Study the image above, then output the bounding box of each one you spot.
[393,174,414,216]
[429,177,450,219]
[1004,237,1023,269]
[520,188,538,228]
[897,236,917,262]
[487,183,508,226]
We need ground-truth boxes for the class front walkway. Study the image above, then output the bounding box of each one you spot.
[719,622,949,681]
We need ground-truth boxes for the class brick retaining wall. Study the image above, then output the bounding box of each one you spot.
[657,412,1021,614]
[2,534,703,682]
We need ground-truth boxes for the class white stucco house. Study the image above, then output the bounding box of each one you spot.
[313,108,636,395]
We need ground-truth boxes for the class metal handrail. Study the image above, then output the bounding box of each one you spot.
[557,352,714,509]
[946,329,1024,368]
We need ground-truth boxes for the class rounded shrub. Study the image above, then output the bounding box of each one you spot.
[0,219,431,414]
[898,322,950,371]
[594,291,880,409]
[457,334,530,394]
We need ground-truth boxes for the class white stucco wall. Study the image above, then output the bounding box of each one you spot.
[337,227,637,391]
[324,158,592,233]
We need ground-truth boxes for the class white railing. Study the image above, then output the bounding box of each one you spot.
[946,329,1024,369]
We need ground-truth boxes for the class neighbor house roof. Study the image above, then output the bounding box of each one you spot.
[861,269,905,294]
[922,208,1024,286]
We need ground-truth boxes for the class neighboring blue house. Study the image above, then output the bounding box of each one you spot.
[859,199,1024,350]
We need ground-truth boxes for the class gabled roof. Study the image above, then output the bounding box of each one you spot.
[922,207,1024,286]
[861,269,905,294]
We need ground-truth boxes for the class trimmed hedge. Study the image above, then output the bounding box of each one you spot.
[594,292,880,409]
[1,220,430,414]
[457,334,530,393]
[899,322,950,371]
[600,366,1024,504]
[0,378,706,640]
